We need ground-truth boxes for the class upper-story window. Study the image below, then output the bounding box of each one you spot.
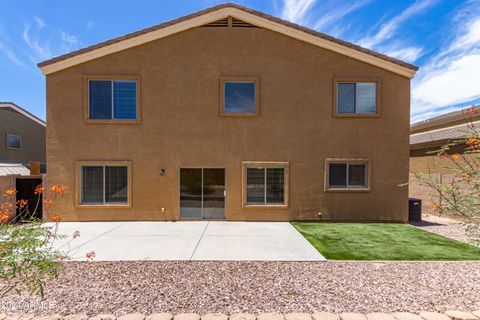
[336,81,378,116]
[88,79,138,120]
[220,77,259,116]
[6,133,22,150]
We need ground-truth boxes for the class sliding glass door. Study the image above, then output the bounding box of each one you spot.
[180,168,225,219]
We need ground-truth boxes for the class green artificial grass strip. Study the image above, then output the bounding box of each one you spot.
[292,222,480,261]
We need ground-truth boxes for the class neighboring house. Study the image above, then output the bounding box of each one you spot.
[0,103,45,220]
[38,4,418,222]
[0,102,46,165]
[409,106,480,213]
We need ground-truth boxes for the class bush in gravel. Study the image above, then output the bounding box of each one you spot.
[412,106,479,244]
[0,184,72,297]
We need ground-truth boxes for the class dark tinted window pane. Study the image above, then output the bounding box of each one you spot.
[329,163,347,188]
[6,134,22,149]
[89,80,112,119]
[105,166,128,203]
[356,83,376,114]
[337,83,355,114]
[81,166,104,203]
[224,82,256,114]
[113,81,136,119]
[348,164,367,187]
[202,168,225,219]
[246,167,265,204]
[180,169,202,219]
[266,168,285,204]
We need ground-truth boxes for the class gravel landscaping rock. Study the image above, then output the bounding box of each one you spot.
[410,215,480,247]
[1,261,479,316]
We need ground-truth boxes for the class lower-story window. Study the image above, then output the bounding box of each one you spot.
[243,161,289,207]
[77,161,131,206]
[325,159,370,191]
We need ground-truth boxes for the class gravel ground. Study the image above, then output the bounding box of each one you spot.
[410,215,480,247]
[1,261,480,316]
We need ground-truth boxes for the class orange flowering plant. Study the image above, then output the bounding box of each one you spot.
[412,106,479,242]
[0,184,72,297]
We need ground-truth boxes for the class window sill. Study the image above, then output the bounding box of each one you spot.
[76,203,131,208]
[6,148,22,151]
[325,188,370,193]
[243,204,289,209]
[85,119,141,125]
[333,113,380,118]
[220,113,259,117]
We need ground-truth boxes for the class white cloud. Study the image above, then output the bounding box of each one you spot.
[23,24,53,60]
[280,0,316,24]
[0,42,27,67]
[414,54,480,108]
[22,16,83,63]
[412,4,480,119]
[380,46,424,63]
[359,0,437,49]
[33,16,45,29]
[313,0,370,31]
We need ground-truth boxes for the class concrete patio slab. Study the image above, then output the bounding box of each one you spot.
[51,221,325,261]
[191,222,324,261]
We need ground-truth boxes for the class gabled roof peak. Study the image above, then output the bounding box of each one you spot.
[38,3,418,78]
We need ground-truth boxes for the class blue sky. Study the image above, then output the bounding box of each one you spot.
[1,0,479,123]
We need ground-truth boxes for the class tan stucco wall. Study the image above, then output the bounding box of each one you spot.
[46,26,411,222]
[0,108,46,164]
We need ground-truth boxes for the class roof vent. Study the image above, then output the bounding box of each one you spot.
[204,18,229,27]
[232,18,257,27]
[203,17,258,28]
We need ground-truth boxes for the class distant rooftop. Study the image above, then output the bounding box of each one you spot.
[410,106,480,148]
[411,105,480,134]
[0,163,31,176]
[0,102,45,127]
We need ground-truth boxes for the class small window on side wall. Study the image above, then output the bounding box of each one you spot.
[221,77,259,116]
[326,159,370,191]
[336,81,378,115]
[6,133,22,150]
[88,79,138,120]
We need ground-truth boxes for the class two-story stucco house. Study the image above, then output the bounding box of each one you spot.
[38,4,418,222]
